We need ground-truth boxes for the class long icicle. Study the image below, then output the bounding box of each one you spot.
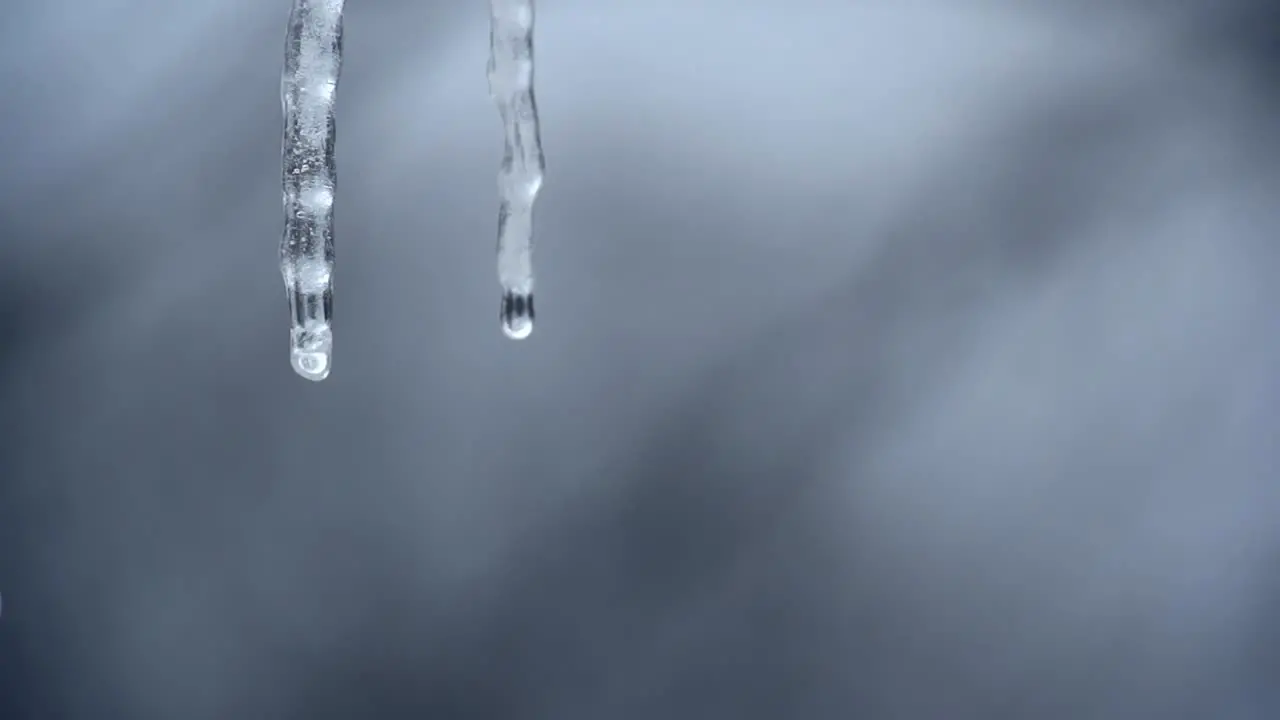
[489,0,546,339]
[281,0,344,380]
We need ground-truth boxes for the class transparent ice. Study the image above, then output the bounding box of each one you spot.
[489,0,546,340]
[280,0,344,381]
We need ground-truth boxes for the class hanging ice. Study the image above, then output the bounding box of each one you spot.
[280,0,344,380]
[489,0,546,340]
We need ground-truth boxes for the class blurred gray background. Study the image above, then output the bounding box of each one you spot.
[1,1,1278,717]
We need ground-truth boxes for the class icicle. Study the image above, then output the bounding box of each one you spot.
[280,0,344,380]
[488,0,546,340]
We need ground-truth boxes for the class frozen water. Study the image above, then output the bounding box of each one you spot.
[280,0,344,380]
[489,0,545,340]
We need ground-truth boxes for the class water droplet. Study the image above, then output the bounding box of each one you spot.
[501,290,534,340]
[291,348,331,381]
[290,320,333,381]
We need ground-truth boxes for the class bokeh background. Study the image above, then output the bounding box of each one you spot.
[1,1,1278,717]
